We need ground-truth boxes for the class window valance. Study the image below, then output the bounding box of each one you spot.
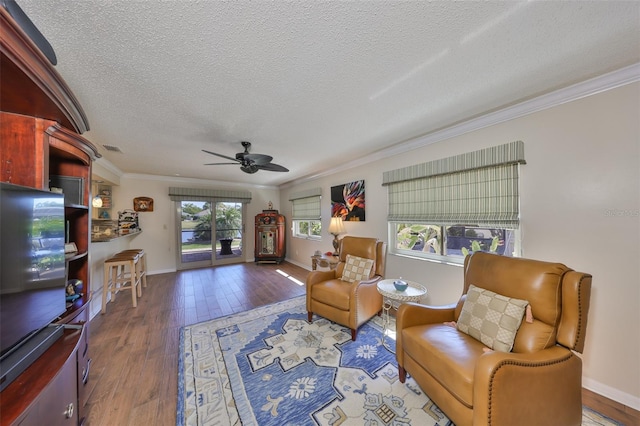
[382,140,525,186]
[168,187,252,203]
[289,187,322,220]
[288,187,322,201]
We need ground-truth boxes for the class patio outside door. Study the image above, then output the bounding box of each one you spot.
[177,200,245,269]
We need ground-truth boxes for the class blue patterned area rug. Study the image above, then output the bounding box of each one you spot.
[177,296,621,426]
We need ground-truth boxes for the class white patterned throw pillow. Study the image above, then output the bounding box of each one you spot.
[341,254,375,283]
[457,284,529,352]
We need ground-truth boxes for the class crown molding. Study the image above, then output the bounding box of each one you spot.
[120,172,280,190]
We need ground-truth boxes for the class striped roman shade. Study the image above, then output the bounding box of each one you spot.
[168,187,252,203]
[382,141,525,228]
[289,188,322,220]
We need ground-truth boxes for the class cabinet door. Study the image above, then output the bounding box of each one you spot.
[16,355,78,426]
[0,113,48,189]
[75,312,91,423]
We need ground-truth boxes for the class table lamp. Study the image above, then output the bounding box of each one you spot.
[328,217,346,255]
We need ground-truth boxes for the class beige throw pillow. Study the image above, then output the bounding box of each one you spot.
[341,254,374,283]
[457,284,529,352]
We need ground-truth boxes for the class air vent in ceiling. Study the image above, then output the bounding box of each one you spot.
[102,144,123,153]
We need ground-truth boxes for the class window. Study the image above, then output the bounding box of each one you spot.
[384,141,525,263]
[391,222,519,262]
[293,219,322,239]
[289,188,322,240]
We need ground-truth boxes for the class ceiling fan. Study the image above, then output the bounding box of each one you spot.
[203,141,289,174]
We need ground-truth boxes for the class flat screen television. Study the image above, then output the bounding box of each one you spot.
[0,182,67,388]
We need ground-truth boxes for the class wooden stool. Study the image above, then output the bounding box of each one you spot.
[117,249,147,289]
[102,252,142,314]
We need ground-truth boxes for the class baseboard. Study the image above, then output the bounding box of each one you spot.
[583,377,640,412]
[583,387,640,425]
[148,268,176,275]
[284,257,313,271]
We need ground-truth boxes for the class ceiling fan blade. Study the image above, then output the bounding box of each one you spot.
[244,153,273,165]
[257,163,289,172]
[202,149,239,163]
[204,162,237,166]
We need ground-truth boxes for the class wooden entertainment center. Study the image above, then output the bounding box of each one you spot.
[1,7,99,426]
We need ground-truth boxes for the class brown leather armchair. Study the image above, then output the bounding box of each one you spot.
[396,252,592,426]
[306,236,387,340]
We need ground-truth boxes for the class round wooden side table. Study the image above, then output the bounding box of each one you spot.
[376,279,427,352]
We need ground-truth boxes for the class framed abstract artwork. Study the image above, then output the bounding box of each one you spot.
[331,180,365,221]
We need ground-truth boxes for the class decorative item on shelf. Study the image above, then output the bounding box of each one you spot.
[65,278,83,302]
[64,242,78,254]
[133,196,154,212]
[393,278,408,292]
[118,209,139,233]
[328,216,346,255]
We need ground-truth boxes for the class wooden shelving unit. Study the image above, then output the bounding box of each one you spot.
[1,6,99,425]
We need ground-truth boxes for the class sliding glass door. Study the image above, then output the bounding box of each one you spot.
[177,200,245,269]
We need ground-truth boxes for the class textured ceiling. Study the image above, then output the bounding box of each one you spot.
[15,0,640,187]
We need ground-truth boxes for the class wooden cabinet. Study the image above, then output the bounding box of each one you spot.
[16,345,78,426]
[1,326,84,426]
[1,7,98,426]
[66,309,91,425]
[0,114,49,189]
[254,210,286,263]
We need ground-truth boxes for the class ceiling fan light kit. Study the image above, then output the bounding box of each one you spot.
[203,141,289,174]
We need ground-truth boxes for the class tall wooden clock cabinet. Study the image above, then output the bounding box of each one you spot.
[254,210,286,264]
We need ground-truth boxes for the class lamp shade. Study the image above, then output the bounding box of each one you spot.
[328,217,346,235]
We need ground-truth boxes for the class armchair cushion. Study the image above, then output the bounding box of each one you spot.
[341,254,374,282]
[456,284,529,352]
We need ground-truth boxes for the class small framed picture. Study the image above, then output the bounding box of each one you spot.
[133,197,154,212]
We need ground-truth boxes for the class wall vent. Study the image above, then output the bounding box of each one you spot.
[102,144,123,153]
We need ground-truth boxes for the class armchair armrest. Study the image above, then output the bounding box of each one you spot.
[306,269,336,286]
[396,302,457,330]
[473,345,582,425]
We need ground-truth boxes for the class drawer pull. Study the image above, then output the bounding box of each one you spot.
[82,359,91,384]
[64,403,74,419]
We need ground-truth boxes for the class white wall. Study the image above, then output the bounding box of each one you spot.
[280,82,640,409]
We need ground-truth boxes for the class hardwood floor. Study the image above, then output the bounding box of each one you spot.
[84,261,308,426]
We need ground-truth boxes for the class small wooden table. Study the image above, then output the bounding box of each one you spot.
[377,279,427,352]
[311,254,340,270]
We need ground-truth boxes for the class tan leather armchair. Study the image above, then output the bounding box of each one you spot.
[306,236,387,340]
[396,252,592,426]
